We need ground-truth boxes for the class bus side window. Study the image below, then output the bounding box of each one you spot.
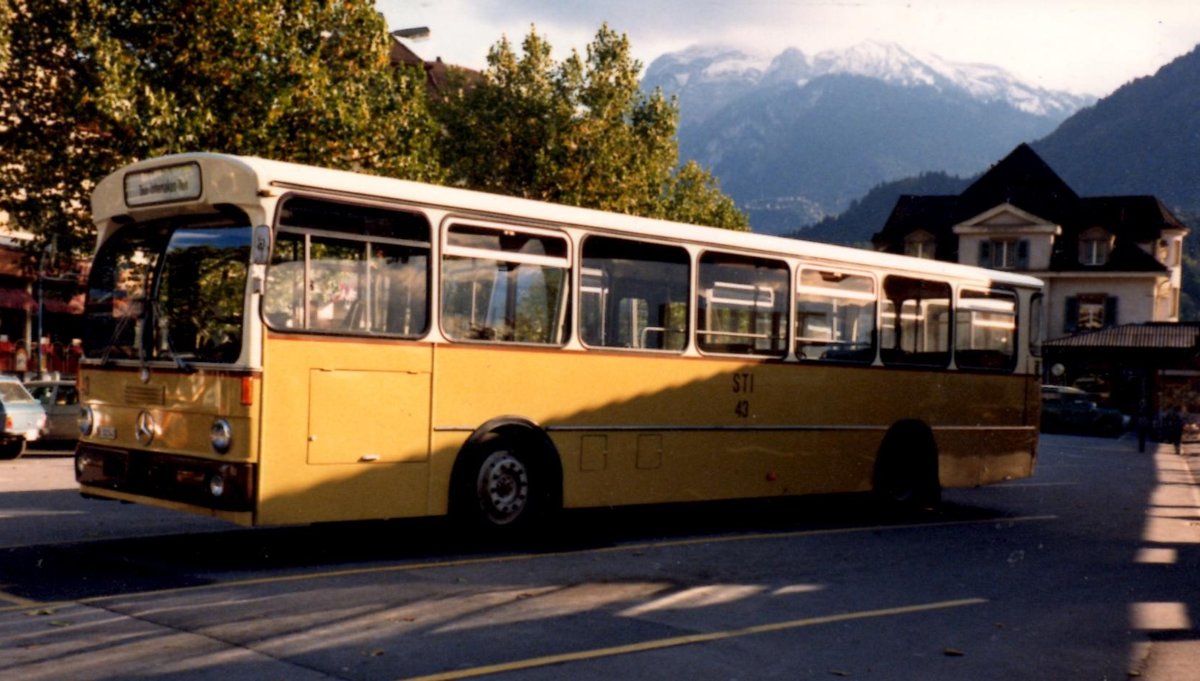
[441,225,570,345]
[264,231,306,329]
[372,245,428,336]
[580,236,689,352]
[697,252,788,357]
[308,236,366,331]
[580,268,607,344]
[880,276,951,368]
[955,288,1017,371]
[265,198,431,337]
[795,269,876,363]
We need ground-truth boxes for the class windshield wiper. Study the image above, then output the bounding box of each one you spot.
[99,301,141,366]
[150,300,195,374]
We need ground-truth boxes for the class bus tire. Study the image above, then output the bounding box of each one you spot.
[0,439,25,460]
[450,425,561,538]
[873,419,941,511]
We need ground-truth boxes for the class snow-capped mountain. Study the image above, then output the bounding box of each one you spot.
[646,41,1089,123]
[642,41,1094,233]
[792,42,1200,247]
[641,46,772,123]
[808,42,1085,117]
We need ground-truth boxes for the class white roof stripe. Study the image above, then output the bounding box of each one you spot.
[93,152,1043,290]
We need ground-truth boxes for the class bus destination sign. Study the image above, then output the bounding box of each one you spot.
[124,162,202,207]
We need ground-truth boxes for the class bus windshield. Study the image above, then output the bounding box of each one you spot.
[83,218,252,365]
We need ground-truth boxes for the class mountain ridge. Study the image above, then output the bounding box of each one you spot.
[795,42,1200,248]
[646,41,1091,122]
[643,41,1092,233]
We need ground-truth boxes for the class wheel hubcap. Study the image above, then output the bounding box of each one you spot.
[476,450,529,525]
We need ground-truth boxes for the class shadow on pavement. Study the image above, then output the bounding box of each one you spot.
[1,492,1019,603]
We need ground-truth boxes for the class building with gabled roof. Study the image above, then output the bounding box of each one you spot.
[875,143,1188,339]
[388,36,481,97]
[873,143,1191,415]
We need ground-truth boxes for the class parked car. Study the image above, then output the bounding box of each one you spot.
[25,379,79,445]
[0,375,46,459]
[1040,385,1127,437]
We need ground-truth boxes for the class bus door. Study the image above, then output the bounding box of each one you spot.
[258,197,434,523]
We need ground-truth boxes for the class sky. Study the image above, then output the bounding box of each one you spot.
[378,0,1200,97]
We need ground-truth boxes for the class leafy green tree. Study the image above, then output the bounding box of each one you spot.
[83,0,443,175]
[652,160,747,231]
[436,24,747,231]
[435,30,559,201]
[0,0,443,263]
[0,1,10,72]
[0,0,120,266]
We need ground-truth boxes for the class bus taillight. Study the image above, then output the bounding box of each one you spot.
[241,376,254,406]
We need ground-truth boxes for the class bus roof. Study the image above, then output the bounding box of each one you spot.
[93,152,1043,290]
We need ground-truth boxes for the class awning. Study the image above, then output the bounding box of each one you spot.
[1043,323,1200,350]
[42,293,85,315]
[0,288,37,312]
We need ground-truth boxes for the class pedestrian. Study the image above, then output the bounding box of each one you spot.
[1164,405,1184,456]
[13,342,27,380]
[1136,403,1150,453]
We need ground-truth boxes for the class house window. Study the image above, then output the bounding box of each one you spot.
[1065,293,1116,333]
[1156,282,1181,320]
[904,231,936,259]
[1079,228,1111,266]
[1078,296,1105,329]
[978,239,1028,270]
[1154,238,1182,267]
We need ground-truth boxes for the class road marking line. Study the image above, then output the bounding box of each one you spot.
[397,597,989,681]
[994,482,1079,488]
[11,514,1056,608]
[0,589,38,608]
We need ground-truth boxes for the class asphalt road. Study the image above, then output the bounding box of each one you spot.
[1,435,1199,680]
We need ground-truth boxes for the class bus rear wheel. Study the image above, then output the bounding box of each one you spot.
[873,419,941,511]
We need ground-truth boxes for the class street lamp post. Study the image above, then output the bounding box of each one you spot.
[35,236,56,380]
[390,26,431,40]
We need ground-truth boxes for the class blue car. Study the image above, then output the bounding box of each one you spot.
[0,376,47,459]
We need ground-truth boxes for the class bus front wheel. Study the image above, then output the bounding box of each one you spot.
[475,447,531,526]
[452,429,559,537]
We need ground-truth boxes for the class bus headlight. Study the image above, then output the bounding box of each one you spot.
[79,406,95,437]
[208,473,226,498]
[210,418,233,454]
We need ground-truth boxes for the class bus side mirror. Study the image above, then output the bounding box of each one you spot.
[251,225,272,265]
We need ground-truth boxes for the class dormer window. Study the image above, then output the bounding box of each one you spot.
[978,239,1028,270]
[904,231,936,259]
[1079,227,1112,266]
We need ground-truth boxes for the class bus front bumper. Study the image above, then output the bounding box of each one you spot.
[75,444,256,512]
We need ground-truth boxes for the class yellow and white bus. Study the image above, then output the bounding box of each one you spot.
[75,153,1043,531]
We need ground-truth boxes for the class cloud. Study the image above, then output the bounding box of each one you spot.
[380,0,1200,96]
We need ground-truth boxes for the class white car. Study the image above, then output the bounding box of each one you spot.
[26,379,79,444]
[0,376,47,459]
